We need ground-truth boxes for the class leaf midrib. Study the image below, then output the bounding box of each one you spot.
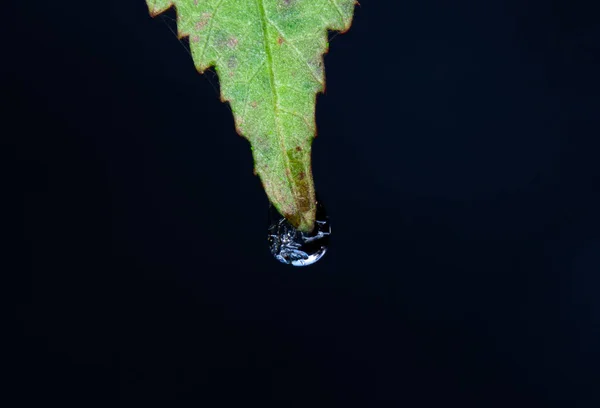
[256,0,296,207]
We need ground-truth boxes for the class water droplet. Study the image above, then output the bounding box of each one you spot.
[267,199,331,267]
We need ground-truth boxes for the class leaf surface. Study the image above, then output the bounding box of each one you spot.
[146,0,356,231]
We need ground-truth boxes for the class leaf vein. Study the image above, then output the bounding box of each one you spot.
[241,59,267,125]
[279,108,315,133]
[198,0,227,63]
[279,84,308,95]
[328,0,346,26]
[265,18,324,86]
[256,0,294,199]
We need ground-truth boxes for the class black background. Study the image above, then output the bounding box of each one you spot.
[7,0,600,405]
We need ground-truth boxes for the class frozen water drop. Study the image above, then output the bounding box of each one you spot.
[267,199,331,267]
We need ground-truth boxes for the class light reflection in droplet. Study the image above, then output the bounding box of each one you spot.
[267,199,331,267]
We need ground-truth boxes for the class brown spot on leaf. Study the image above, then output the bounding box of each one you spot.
[191,35,199,43]
[195,13,211,30]
[227,37,238,48]
[250,101,258,108]
[277,37,284,45]
[295,146,302,152]
[298,171,305,180]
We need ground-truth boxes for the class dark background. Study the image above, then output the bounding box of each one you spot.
[6,0,600,405]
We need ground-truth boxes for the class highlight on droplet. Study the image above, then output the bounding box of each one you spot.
[267,197,331,267]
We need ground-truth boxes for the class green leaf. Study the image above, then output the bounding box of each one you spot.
[146,0,356,232]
